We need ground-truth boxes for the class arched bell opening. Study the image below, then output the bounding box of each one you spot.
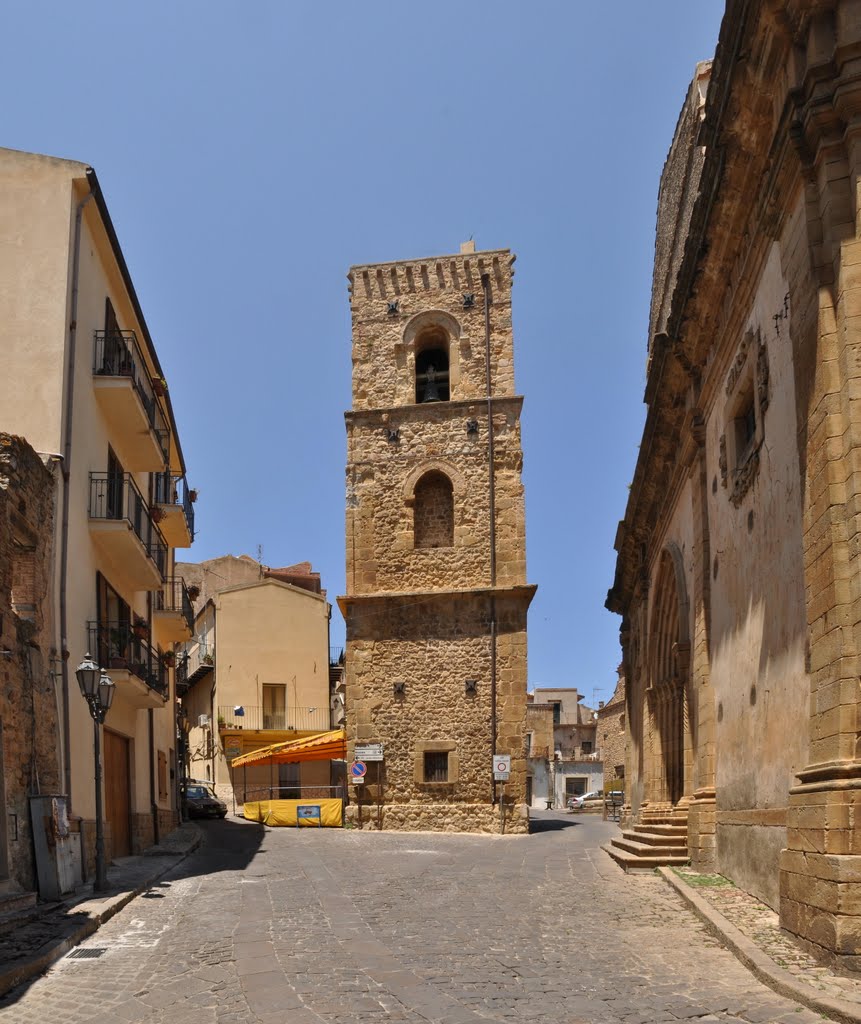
[415,327,450,403]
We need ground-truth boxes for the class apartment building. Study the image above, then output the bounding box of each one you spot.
[176,557,337,809]
[527,688,602,808]
[0,148,195,877]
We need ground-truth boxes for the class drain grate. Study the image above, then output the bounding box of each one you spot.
[67,947,107,960]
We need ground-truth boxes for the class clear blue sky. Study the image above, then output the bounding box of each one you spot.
[4,2,724,703]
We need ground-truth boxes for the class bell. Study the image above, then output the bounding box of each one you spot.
[421,364,440,403]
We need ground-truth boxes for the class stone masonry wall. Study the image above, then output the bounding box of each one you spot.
[344,592,529,833]
[0,434,60,893]
[597,674,626,793]
[344,247,533,835]
[346,398,526,594]
[348,250,516,410]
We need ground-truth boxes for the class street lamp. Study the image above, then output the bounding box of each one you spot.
[176,703,189,821]
[75,654,115,892]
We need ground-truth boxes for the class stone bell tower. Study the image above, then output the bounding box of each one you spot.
[338,243,535,833]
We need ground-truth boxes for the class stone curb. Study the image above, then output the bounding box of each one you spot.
[658,866,861,1024]
[0,824,203,1000]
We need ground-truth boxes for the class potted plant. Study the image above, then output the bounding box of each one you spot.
[150,505,165,523]
[132,615,149,640]
[187,584,200,602]
[152,376,168,397]
[203,652,213,666]
[188,488,198,503]
[161,650,176,668]
[217,715,226,729]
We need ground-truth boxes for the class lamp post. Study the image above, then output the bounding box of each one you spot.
[75,653,115,892]
[176,703,189,821]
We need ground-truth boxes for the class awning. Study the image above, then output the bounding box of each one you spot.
[231,728,347,769]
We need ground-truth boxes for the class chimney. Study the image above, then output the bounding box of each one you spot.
[460,240,476,254]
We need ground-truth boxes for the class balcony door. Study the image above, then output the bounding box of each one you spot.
[96,572,130,668]
[262,684,286,730]
[106,448,125,521]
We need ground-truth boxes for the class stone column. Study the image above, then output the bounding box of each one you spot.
[780,50,861,965]
[687,414,716,869]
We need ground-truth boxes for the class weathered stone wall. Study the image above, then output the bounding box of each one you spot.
[608,0,861,965]
[343,247,533,834]
[597,674,626,793]
[348,250,516,410]
[0,434,61,893]
[346,400,526,593]
[344,592,529,833]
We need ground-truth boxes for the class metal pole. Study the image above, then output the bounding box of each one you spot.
[93,715,107,892]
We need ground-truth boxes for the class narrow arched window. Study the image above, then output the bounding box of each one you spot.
[413,471,454,548]
[415,327,450,403]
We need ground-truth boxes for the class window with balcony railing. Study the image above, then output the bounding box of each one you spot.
[93,328,170,463]
[89,472,167,577]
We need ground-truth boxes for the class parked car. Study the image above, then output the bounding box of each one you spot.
[184,782,227,819]
[567,790,601,811]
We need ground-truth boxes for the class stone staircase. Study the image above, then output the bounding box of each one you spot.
[603,809,689,872]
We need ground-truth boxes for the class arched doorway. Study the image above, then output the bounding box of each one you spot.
[647,549,690,807]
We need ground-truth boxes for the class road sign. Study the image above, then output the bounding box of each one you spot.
[355,743,384,762]
[494,755,511,781]
[349,760,367,781]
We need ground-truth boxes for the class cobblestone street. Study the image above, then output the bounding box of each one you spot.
[0,813,829,1024]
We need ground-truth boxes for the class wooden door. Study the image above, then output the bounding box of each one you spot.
[104,730,131,857]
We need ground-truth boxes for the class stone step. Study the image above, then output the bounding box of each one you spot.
[612,836,688,858]
[602,843,689,873]
[632,823,688,838]
[625,829,687,848]
[640,817,688,827]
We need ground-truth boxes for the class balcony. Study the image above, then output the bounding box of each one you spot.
[175,652,190,695]
[183,641,214,689]
[153,577,194,644]
[88,621,167,709]
[217,705,330,733]
[153,473,195,548]
[89,474,167,591]
[92,331,171,471]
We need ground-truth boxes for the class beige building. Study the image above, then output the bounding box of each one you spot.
[177,556,336,809]
[527,688,602,809]
[339,243,535,833]
[607,0,861,967]
[0,148,195,876]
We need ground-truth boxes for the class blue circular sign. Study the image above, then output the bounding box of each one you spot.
[350,760,367,778]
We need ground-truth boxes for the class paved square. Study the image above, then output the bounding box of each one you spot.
[0,813,826,1023]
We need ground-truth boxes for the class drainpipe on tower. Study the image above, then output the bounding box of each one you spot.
[482,273,499,805]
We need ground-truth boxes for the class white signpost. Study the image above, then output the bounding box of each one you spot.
[493,755,511,781]
[355,743,384,762]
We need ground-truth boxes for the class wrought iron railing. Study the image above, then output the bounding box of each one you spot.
[176,652,189,692]
[156,577,194,634]
[87,621,167,697]
[153,472,195,542]
[93,330,170,462]
[89,473,167,579]
[217,705,331,732]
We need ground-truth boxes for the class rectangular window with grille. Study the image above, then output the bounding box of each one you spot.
[423,751,448,783]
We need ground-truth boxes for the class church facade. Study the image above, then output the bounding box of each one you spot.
[607,0,861,968]
[339,243,535,833]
